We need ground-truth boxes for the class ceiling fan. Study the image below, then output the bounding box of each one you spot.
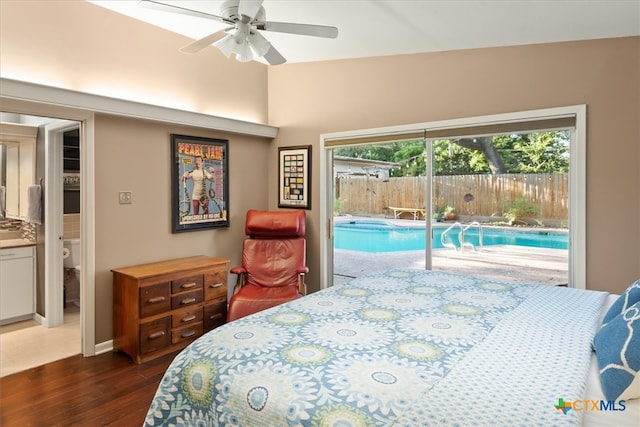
[139,0,338,65]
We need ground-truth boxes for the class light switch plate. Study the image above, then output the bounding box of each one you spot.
[119,191,132,204]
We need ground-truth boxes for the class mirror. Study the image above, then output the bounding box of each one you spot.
[0,122,38,220]
[2,142,20,218]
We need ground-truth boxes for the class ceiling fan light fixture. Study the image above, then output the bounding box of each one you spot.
[235,41,254,62]
[213,34,235,58]
[214,28,256,62]
[232,22,251,45]
[211,21,255,62]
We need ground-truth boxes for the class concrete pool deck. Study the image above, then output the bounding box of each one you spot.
[332,217,569,286]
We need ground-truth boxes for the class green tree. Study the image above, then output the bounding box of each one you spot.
[431,131,569,175]
[432,140,488,175]
[333,144,395,161]
[509,132,569,173]
[334,130,569,176]
[392,141,426,176]
[451,136,507,173]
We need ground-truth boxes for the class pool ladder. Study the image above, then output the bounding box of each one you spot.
[440,221,484,252]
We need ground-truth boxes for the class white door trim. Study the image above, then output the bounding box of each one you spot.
[320,105,587,290]
[1,96,97,356]
[44,120,79,328]
[80,115,96,356]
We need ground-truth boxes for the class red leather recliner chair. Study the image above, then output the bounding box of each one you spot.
[226,209,308,321]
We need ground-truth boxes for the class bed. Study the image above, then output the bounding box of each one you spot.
[143,269,639,426]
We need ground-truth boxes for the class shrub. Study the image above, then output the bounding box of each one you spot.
[433,206,445,221]
[504,198,540,224]
[334,197,344,215]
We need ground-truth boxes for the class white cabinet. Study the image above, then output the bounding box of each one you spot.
[0,245,36,324]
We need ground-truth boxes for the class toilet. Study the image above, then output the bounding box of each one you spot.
[63,239,81,306]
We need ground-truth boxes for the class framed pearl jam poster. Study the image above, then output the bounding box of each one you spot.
[171,134,229,232]
[278,145,311,210]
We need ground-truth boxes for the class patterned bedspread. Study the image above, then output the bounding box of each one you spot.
[144,269,607,426]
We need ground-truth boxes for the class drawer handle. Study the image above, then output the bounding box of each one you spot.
[180,282,197,289]
[180,297,196,305]
[148,296,166,304]
[209,282,224,288]
[181,330,196,338]
[148,331,165,340]
[181,314,197,322]
[209,313,223,320]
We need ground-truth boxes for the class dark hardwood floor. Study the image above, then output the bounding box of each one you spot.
[0,350,178,426]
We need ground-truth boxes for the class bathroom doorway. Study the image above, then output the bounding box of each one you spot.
[0,113,82,377]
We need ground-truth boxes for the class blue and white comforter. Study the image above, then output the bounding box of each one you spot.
[144,269,607,426]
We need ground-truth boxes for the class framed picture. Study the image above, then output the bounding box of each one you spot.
[171,134,229,232]
[278,145,311,209]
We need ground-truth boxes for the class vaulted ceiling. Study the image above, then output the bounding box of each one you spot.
[91,0,640,64]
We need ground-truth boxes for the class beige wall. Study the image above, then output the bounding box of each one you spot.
[93,114,270,341]
[1,1,639,344]
[1,1,272,343]
[268,37,640,295]
[0,0,268,124]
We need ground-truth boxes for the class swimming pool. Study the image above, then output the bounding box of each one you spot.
[333,220,568,252]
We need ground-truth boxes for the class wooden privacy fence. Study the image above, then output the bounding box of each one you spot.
[335,174,569,222]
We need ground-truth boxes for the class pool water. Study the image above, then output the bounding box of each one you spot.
[334,221,568,252]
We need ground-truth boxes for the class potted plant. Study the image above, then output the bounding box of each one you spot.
[443,205,458,221]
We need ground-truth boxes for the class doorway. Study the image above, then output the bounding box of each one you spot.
[0,112,87,376]
[321,106,586,290]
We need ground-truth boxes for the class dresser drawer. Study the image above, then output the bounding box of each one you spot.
[140,317,170,355]
[171,289,203,310]
[204,300,226,330]
[204,270,227,301]
[171,306,203,328]
[113,256,229,363]
[139,283,171,318]
[171,275,203,294]
[171,323,203,344]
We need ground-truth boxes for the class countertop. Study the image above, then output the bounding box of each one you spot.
[0,239,36,249]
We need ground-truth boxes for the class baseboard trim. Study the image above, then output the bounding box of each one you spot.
[33,313,45,325]
[94,340,113,355]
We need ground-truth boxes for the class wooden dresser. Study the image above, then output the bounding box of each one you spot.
[112,255,229,363]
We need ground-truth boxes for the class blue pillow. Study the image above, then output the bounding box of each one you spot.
[602,279,640,325]
[593,301,640,401]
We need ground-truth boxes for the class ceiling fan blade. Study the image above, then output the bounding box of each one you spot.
[258,21,338,39]
[248,30,286,65]
[238,0,263,22]
[138,0,228,23]
[180,30,229,54]
[263,45,287,65]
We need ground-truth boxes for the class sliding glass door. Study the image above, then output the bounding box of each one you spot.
[322,106,584,289]
[330,140,428,285]
[428,132,570,285]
